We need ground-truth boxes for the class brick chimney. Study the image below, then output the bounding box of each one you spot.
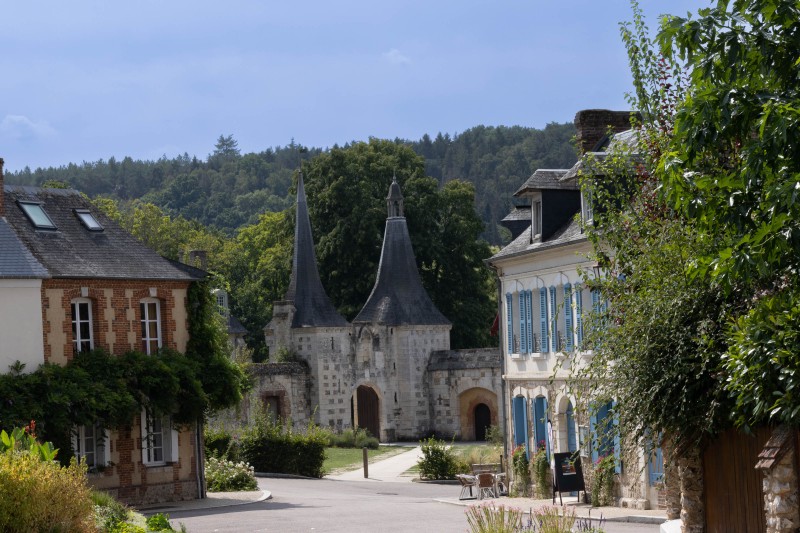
[0,157,5,218]
[574,110,638,154]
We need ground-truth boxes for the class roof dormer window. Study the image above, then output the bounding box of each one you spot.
[74,209,103,231]
[18,201,57,230]
[532,200,542,241]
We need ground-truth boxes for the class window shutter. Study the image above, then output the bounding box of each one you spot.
[612,400,621,474]
[591,288,600,312]
[564,284,573,351]
[140,410,149,465]
[519,292,524,352]
[505,293,513,353]
[549,286,557,352]
[513,397,527,450]
[522,397,529,459]
[575,286,583,348]
[589,411,598,464]
[169,419,179,463]
[539,288,548,352]
[525,291,534,352]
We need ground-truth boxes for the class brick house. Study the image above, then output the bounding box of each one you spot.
[0,158,204,505]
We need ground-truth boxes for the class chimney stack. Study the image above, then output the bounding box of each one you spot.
[0,157,5,218]
[187,250,208,270]
[574,110,638,154]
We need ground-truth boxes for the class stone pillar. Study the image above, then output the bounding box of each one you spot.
[679,446,705,533]
[763,447,799,533]
[664,437,682,520]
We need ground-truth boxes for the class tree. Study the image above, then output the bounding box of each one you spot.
[659,0,800,428]
[212,134,241,160]
[302,139,496,348]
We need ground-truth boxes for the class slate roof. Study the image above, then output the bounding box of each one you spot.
[563,129,641,180]
[284,175,348,328]
[354,182,450,326]
[3,186,197,280]
[501,206,531,222]
[488,216,586,263]
[227,314,248,335]
[514,169,574,196]
[0,218,48,279]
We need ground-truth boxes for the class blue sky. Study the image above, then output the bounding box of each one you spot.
[1,1,707,173]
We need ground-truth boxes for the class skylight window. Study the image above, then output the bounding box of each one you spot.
[74,209,103,231]
[18,201,56,230]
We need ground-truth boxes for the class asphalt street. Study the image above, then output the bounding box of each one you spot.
[166,477,663,533]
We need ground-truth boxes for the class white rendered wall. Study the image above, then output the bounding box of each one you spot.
[0,279,44,373]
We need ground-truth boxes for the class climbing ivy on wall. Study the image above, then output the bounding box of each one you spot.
[0,278,248,464]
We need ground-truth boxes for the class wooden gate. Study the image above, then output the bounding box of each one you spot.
[356,385,380,440]
[703,426,771,533]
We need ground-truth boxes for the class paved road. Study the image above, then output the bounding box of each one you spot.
[167,477,663,533]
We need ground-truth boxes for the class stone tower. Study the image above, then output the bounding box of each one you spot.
[352,176,451,440]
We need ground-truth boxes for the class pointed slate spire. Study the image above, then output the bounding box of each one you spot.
[284,173,348,327]
[354,178,450,326]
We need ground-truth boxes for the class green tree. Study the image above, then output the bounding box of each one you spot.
[658,0,800,428]
[302,139,496,348]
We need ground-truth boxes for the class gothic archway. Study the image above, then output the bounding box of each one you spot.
[355,385,380,440]
[474,403,491,441]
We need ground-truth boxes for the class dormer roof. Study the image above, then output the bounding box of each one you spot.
[284,174,348,328]
[514,169,575,197]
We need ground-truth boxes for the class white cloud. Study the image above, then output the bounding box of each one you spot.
[382,48,411,65]
[0,115,57,141]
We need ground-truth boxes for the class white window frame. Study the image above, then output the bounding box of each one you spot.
[141,409,178,466]
[532,200,542,239]
[140,298,162,354]
[581,189,594,225]
[71,298,94,354]
[72,424,108,470]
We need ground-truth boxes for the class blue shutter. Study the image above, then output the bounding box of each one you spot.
[543,396,550,460]
[549,286,557,352]
[589,410,598,463]
[564,284,573,351]
[539,288,548,352]
[519,291,525,352]
[525,291,533,353]
[522,397,530,459]
[591,288,600,313]
[612,400,621,474]
[566,402,577,453]
[513,396,526,449]
[533,397,546,452]
[575,285,583,348]
[505,293,513,353]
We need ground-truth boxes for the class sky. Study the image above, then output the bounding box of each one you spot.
[1,0,708,173]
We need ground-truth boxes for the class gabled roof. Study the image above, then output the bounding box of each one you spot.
[227,314,248,335]
[354,180,450,326]
[563,129,641,180]
[0,218,48,279]
[3,186,197,280]
[501,206,531,222]
[284,175,348,328]
[514,169,574,197]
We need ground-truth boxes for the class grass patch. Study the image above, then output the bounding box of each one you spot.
[324,446,407,475]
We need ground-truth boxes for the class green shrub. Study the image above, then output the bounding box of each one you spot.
[204,426,240,460]
[590,455,616,507]
[0,449,94,532]
[146,513,174,531]
[205,456,258,491]
[416,437,459,480]
[327,427,379,449]
[92,489,131,531]
[238,413,327,478]
[510,445,531,497]
[531,505,577,533]
[109,523,146,533]
[533,446,551,497]
[485,425,504,447]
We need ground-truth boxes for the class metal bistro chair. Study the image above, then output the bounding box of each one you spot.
[457,474,478,500]
[477,472,496,499]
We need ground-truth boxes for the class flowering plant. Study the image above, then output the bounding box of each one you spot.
[205,456,258,492]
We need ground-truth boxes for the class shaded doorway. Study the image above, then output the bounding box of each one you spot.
[356,385,380,440]
[474,403,491,441]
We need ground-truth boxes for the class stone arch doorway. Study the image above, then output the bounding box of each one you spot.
[474,403,491,441]
[354,385,380,440]
[458,387,498,441]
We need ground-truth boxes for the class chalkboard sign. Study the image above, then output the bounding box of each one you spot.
[553,452,585,494]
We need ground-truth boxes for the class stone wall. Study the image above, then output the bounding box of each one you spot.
[762,442,799,533]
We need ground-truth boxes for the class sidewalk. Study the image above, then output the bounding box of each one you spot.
[436,494,668,525]
[137,489,271,515]
[327,444,422,482]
